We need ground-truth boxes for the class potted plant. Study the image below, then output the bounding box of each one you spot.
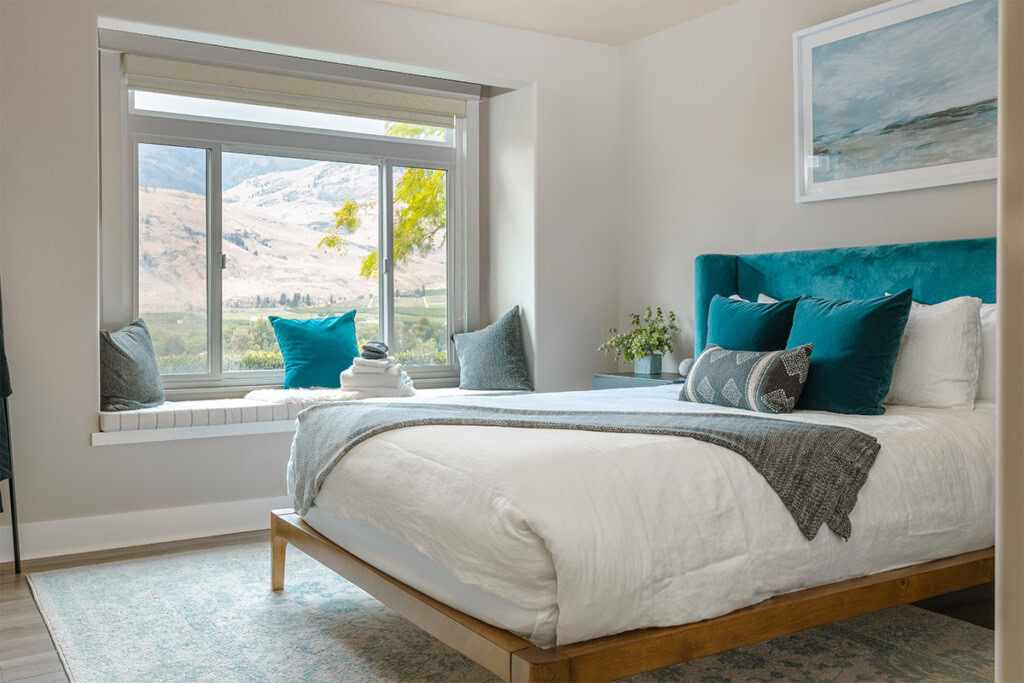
[598,307,680,375]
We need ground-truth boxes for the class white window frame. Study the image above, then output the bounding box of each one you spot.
[99,49,479,396]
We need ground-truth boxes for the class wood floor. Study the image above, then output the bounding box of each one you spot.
[0,531,995,682]
[0,530,267,683]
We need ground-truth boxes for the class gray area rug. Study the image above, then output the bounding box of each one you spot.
[28,542,992,682]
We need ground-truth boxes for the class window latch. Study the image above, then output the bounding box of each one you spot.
[219,253,227,270]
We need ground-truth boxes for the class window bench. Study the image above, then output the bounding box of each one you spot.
[92,388,527,446]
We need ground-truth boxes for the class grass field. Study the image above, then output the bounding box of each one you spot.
[144,288,448,375]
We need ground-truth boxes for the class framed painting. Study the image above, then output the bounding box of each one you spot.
[793,0,998,202]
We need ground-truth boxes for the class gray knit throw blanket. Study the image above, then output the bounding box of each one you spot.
[289,402,881,540]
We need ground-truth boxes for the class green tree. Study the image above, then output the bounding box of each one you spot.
[408,317,441,343]
[318,123,447,280]
[279,293,287,306]
[250,317,277,351]
[317,200,361,254]
[384,122,445,141]
[292,292,301,307]
[224,326,250,355]
[158,334,186,356]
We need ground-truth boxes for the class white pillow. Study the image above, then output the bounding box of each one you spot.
[884,296,982,409]
[976,303,998,402]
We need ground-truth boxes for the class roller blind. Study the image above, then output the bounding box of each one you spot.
[123,55,465,128]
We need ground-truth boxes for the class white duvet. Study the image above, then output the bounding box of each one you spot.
[295,385,995,647]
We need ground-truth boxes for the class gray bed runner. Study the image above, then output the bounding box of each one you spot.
[289,402,880,540]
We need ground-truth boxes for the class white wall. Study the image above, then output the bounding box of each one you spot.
[483,86,538,374]
[0,0,620,542]
[618,0,998,369]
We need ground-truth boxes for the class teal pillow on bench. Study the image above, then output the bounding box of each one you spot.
[707,294,799,351]
[270,311,360,389]
[786,290,912,415]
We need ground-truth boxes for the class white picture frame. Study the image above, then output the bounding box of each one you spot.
[793,0,998,203]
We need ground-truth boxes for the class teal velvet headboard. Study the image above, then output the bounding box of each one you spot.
[694,237,996,356]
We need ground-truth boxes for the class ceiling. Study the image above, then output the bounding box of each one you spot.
[376,0,736,46]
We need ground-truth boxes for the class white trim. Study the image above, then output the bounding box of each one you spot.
[792,0,998,202]
[128,113,455,165]
[96,20,524,91]
[209,143,223,376]
[0,495,290,563]
[123,54,467,125]
[99,51,133,330]
[462,100,481,333]
[384,162,396,347]
[91,419,296,446]
[161,372,458,400]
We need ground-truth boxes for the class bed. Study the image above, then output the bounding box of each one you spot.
[272,237,996,682]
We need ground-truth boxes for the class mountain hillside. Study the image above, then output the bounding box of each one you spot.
[138,144,322,194]
[138,160,444,313]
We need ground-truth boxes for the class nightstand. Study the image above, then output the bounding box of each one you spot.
[592,371,686,390]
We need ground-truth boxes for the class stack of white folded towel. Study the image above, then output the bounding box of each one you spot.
[341,356,415,397]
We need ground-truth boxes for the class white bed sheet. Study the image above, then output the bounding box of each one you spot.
[294,386,995,647]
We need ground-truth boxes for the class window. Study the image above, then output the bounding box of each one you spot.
[102,51,477,392]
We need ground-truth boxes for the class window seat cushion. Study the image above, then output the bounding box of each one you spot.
[99,398,296,433]
[98,388,530,433]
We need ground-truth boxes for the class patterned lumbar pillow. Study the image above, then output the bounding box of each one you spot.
[681,344,813,413]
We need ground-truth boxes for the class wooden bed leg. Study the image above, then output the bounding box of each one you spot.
[511,648,571,683]
[271,513,287,591]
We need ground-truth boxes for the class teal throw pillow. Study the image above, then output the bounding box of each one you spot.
[707,294,800,351]
[786,290,913,415]
[269,312,360,389]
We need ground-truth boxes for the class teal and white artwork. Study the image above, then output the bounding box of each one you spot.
[794,0,998,201]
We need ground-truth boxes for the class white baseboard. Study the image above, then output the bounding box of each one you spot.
[0,495,291,563]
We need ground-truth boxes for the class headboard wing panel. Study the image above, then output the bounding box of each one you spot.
[694,237,996,356]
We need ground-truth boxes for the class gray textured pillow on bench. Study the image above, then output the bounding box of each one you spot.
[453,306,533,391]
[101,319,166,411]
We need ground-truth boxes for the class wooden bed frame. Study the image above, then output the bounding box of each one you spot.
[270,509,993,682]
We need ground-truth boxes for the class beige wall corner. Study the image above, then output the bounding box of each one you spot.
[997,0,1024,680]
[617,0,997,371]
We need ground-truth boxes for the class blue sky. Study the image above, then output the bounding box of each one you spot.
[812,0,997,139]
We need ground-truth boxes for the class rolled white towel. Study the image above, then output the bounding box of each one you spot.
[341,365,405,389]
[352,356,396,373]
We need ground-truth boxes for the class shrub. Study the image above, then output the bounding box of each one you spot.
[236,350,284,370]
[156,352,208,374]
[396,346,447,366]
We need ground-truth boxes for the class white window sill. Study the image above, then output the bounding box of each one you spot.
[162,375,459,401]
[91,419,296,446]
[91,385,527,446]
